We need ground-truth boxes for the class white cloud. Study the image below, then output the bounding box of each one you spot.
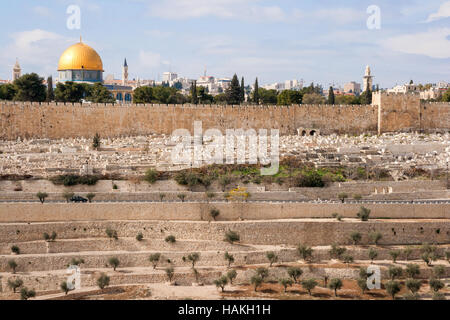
[0,29,76,78]
[426,1,450,22]
[383,28,450,59]
[138,50,170,69]
[33,6,52,17]
[147,0,285,22]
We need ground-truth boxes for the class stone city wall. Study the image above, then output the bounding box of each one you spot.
[0,202,448,223]
[0,101,378,139]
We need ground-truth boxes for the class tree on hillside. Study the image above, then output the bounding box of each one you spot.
[442,89,450,102]
[361,89,372,105]
[226,74,242,105]
[0,83,17,100]
[302,93,326,104]
[258,88,278,104]
[46,76,54,102]
[198,86,214,104]
[190,81,198,104]
[13,73,47,102]
[86,83,115,103]
[54,82,85,103]
[240,77,245,103]
[253,78,259,104]
[277,90,303,105]
[133,86,153,104]
[328,86,335,105]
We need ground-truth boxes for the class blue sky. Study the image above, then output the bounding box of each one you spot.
[0,0,449,88]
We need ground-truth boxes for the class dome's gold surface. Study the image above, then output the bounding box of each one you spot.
[58,42,103,71]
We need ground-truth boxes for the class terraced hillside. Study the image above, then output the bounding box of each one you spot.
[0,202,449,300]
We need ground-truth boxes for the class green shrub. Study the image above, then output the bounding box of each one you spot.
[11,245,20,255]
[50,175,99,187]
[368,248,378,263]
[7,278,23,293]
[210,209,220,221]
[279,278,294,293]
[295,171,325,188]
[149,253,161,269]
[301,279,318,296]
[405,264,420,279]
[328,278,343,297]
[433,265,445,279]
[350,232,362,245]
[63,191,74,203]
[20,287,36,300]
[70,258,85,266]
[287,267,303,283]
[86,193,96,203]
[405,279,422,294]
[385,280,401,299]
[388,266,403,280]
[224,252,235,268]
[226,269,237,285]
[256,267,269,281]
[60,281,72,295]
[136,232,144,242]
[185,253,200,268]
[389,250,401,263]
[106,228,118,240]
[214,275,228,292]
[108,257,120,271]
[177,194,186,202]
[329,244,346,260]
[250,275,263,292]
[429,278,445,292]
[165,235,176,243]
[266,251,278,267]
[357,278,368,294]
[43,232,57,242]
[342,254,354,265]
[36,192,48,204]
[144,169,159,184]
[224,230,240,244]
[298,244,314,262]
[403,247,413,261]
[97,273,110,290]
[357,207,371,221]
[165,267,175,282]
[369,232,382,245]
[338,193,348,203]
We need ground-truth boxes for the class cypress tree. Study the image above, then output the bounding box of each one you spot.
[46,76,54,102]
[226,74,241,105]
[240,77,245,103]
[253,78,259,104]
[191,81,198,104]
[328,86,335,105]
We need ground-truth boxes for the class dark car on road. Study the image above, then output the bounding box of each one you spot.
[70,196,88,203]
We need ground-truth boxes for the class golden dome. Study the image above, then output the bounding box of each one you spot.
[58,41,103,71]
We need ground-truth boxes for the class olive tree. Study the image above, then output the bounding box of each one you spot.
[328,278,343,297]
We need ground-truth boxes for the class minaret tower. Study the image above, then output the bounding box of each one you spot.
[122,58,128,85]
[12,58,21,81]
[363,65,373,92]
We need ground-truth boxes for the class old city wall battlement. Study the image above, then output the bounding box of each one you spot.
[0,93,449,140]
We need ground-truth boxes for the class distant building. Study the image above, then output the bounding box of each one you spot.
[12,58,21,81]
[344,82,361,95]
[284,79,303,90]
[122,58,128,85]
[363,65,374,92]
[162,72,178,83]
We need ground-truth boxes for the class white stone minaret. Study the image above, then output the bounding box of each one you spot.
[363,65,373,92]
[122,58,128,85]
[12,58,21,81]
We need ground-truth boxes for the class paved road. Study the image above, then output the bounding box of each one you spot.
[0,199,449,204]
